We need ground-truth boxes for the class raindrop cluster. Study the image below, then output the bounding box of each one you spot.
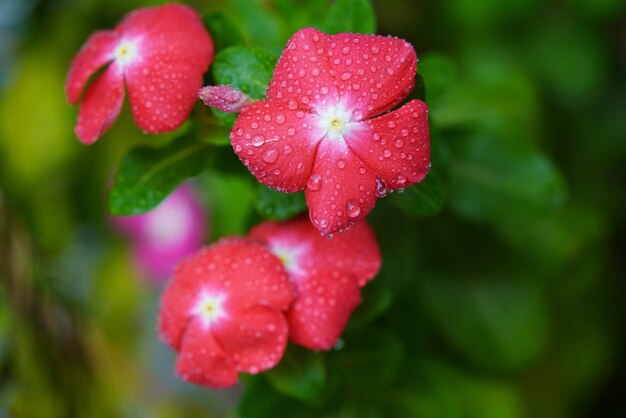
[65,3,214,144]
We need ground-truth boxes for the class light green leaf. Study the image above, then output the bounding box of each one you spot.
[212,47,277,99]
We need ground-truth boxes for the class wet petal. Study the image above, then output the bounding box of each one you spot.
[175,320,238,388]
[268,27,417,119]
[346,100,430,191]
[248,217,381,287]
[305,140,378,235]
[287,269,361,350]
[75,65,124,144]
[230,100,323,192]
[213,305,289,374]
[65,30,118,104]
[119,3,213,133]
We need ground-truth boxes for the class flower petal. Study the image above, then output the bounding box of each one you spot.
[175,320,238,388]
[248,217,381,287]
[305,140,378,235]
[346,100,430,191]
[230,101,323,192]
[213,305,289,374]
[287,269,361,350]
[75,65,124,144]
[120,3,214,133]
[65,30,118,104]
[125,59,205,133]
[268,27,417,119]
[158,239,294,350]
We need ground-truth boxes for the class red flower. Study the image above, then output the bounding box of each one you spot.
[231,28,430,235]
[66,3,213,144]
[249,217,381,350]
[158,238,294,388]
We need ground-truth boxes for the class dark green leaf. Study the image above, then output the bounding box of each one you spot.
[390,170,445,217]
[322,0,376,34]
[108,136,211,215]
[419,274,549,371]
[202,12,245,52]
[212,47,277,99]
[448,134,566,224]
[255,185,307,220]
[265,345,326,401]
[348,278,393,329]
[239,377,312,418]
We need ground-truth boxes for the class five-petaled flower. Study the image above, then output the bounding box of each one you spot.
[249,217,381,350]
[66,3,213,144]
[230,28,430,236]
[159,238,294,388]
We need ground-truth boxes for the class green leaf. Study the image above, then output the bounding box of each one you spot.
[212,47,277,100]
[333,328,404,387]
[202,12,245,53]
[322,0,376,34]
[348,278,393,329]
[448,134,566,224]
[255,185,307,220]
[390,170,445,217]
[265,345,326,402]
[108,136,211,215]
[419,274,549,371]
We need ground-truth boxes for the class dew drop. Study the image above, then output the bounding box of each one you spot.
[307,174,322,191]
[275,113,286,124]
[251,135,265,147]
[287,99,298,110]
[375,178,388,198]
[395,139,404,148]
[346,200,361,218]
[262,148,279,163]
[340,72,353,80]
[337,159,346,169]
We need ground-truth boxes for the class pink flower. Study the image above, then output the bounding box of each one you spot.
[230,28,430,235]
[111,183,207,284]
[158,238,295,388]
[66,3,214,144]
[248,217,381,350]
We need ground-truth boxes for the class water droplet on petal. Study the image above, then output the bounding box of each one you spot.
[262,148,279,163]
[375,178,388,198]
[307,174,322,191]
[275,113,286,124]
[337,159,346,169]
[340,72,353,80]
[347,200,361,218]
[251,135,265,147]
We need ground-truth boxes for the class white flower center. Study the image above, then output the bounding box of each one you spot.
[269,242,309,279]
[190,291,227,329]
[114,40,138,66]
[316,103,353,141]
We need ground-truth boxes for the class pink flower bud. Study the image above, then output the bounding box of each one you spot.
[198,85,251,113]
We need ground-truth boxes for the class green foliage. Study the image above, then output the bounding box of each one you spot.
[212,47,277,100]
[419,275,549,371]
[447,134,566,224]
[255,185,307,220]
[322,0,377,34]
[2,0,625,416]
[108,135,212,215]
[391,170,445,217]
[266,345,326,401]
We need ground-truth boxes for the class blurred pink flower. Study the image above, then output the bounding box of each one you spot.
[111,183,207,284]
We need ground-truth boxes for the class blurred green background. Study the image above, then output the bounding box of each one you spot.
[1,0,625,417]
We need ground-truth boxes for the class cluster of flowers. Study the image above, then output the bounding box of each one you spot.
[66,3,429,388]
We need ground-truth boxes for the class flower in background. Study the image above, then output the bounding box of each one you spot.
[230,28,430,236]
[249,217,381,350]
[111,183,207,284]
[65,3,214,144]
[158,238,295,388]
